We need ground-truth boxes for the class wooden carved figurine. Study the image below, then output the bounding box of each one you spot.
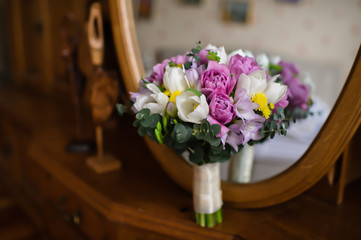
[86,2,121,174]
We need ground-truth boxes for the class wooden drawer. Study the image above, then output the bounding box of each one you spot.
[44,173,108,240]
[23,155,108,240]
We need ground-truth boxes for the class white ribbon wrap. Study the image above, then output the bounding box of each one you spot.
[228,144,255,183]
[193,163,222,214]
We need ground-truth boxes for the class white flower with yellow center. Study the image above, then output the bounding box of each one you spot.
[176,90,209,124]
[235,70,287,119]
[163,65,190,94]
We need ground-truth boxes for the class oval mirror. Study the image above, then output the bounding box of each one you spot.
[109,0,361,208]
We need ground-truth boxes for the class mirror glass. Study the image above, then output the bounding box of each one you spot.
[132,0,361,182]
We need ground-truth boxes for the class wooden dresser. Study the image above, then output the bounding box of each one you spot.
[1,85,361,240]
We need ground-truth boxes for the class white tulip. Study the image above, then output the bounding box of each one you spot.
[244,50,254,58]
[236,70,287,104]
[133,92,168,115]
[228,48,246,59]
[163,66,190,93]
[205,44,228,65]
[256,53,270,71]
[176,91,209,124]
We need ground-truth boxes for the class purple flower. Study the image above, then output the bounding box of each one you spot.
[237,116,264,144]
[287,81,309,111]
[234,88,260,121]
[208,92,236,125]
[279,61,309,111]
[279,61,300,84]
[201,61,234,96]
[229,55,262,82]
[146,55,187,85]
[226,124,244,152]
[207,115,230,145]
[207,116,244,151]
[185,66,204,90]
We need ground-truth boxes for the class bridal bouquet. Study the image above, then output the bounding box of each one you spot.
[126,42,291,227]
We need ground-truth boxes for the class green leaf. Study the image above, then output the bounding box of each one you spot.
[162,116,168,132]
[154,129,163,144]
[206,50,220,62]
[185,88,202,97]
[133,120,140,127]
[116,103,127,116]
[184,62,192,70]
[136,108,150,120]
[172,124,192,143]
[193,55,202,61]
[277,107,285,119]
[191,48,200,54]
[156,121,162,133]
[210,124,221,136]
[270,131,276,139]
[169,61,176,67]
[189,146,204,165]
[270,121,277,131]
[137,127,146,136]
[272,114,278,121]
[140,114,161,128]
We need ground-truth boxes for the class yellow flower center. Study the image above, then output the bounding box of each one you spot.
[193,103,199,110]
[251,93,272,119]
[169,90,182,103]
[251,93,268,111]
[269,102,274,110]
[175,64,183,68]
[163,89,171,96]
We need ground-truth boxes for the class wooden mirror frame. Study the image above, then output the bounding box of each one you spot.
[109,0,361,208]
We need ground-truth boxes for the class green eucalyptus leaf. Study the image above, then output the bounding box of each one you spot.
[273,114,278,121]
[133,120,140,127]
[193,55,202,61]
[137,127,146,136]
[184,62,192,70]
[270,121,277,131]
[191,48,200,54]
[116,103,127,116]
[136,108,150,120]
[210,124,221,135]
[172,124,192,143]
[270,131,276,139]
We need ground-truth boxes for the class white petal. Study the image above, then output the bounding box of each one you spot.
[134,94,153,111]
[244,50,254,58]
[256,53,269,71]
[176,91,208,123]
[163,66,189,93]
[228,49,246,59]
[146,83,161,93]
[264,82,287,104]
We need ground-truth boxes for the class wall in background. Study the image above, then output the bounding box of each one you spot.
[134,0,361,107]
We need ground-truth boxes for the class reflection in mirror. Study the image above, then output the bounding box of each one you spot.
[132,0,361,182]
